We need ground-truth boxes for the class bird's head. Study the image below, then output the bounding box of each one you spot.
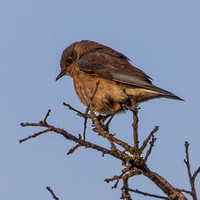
[56,40,96,81]
[56,42,77,80]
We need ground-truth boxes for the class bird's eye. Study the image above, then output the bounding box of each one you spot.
[66,57,72,64]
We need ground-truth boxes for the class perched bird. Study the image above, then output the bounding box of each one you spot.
[56,40,183,115]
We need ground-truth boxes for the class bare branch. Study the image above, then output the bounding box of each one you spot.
[131,99,139,151]
[141,165,187,200]
[184,141,198,200]
[63,102,87,117]
[140,126,159,154]
[105,168,128,189]
[67,144,81,155]
[83,81,100,140]
[20,104,189,200]
[64,81,100,141]
[179,189,191,195]
[105,167,141,192]
[90,109,132,152]
[121,178,132,200]
[144,135,157,162]
[19,129,49,143]
[193,167,200,182]
[20,114,130,162]
[46,186,59,200]
[128,188,169,199]
[89,81,100,107]
[44,109,51,123]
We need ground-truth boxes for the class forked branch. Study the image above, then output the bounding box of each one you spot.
[20,83,194,200]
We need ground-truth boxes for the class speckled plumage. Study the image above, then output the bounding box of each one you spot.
[56,40,183,114]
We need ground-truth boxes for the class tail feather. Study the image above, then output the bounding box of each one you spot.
[144,84,184,101]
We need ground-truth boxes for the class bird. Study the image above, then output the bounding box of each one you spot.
[56,40,183,116]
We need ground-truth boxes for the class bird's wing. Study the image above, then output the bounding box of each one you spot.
[78,52,153,88]
[77,52,183,100]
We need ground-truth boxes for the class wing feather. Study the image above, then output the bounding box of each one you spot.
[75,41,183,100]
[78,52,152,88]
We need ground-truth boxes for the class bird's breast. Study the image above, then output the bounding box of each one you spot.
[72,68,129,114]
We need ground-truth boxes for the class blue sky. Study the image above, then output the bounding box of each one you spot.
[1,0,200,199]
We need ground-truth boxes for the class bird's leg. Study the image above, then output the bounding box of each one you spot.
[96,112,117,131]
[97,114,111,126]
[95,114,112,131]
[92,114,110,132]
[104,113,116,131]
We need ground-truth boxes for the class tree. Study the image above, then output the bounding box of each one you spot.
[20,84,199,200]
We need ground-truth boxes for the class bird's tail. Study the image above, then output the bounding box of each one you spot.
[145,84,184,101]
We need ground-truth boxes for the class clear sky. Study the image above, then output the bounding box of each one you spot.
[1,0,200,199]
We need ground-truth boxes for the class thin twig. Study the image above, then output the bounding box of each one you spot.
[67,144,81,155]
[63,102,86,117]
[105,170,127,183]
[105,168,128,189]
[121,176,132,200]
[105,168,140,191]
[19,129,49,143]
[131,99,139,151]
[184,141,198,200]
[141,165,187,200]
[144,136,157,162]
[83,117,88,141]
[63,102,91,141]
[20,106,188,200]
[90,108,132,152]
[140,126,159,154]
[86,81,100,112]
[20,118,130,162]
[128,188,169,199]
[193,167,200,182]
[46,186,59,200]
[179,189,191,195]
[44,109,51,123]
[83,81,100,140]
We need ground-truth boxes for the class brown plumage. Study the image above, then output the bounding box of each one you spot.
[56,40,183,114]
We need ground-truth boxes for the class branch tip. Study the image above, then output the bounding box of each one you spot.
[44,109,51,122]
[46,186,59,200]
[67,144,81,155]
[128,188,169,199]
[20,122,24,127]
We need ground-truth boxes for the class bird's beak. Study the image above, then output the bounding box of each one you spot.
[56,70,65,81]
